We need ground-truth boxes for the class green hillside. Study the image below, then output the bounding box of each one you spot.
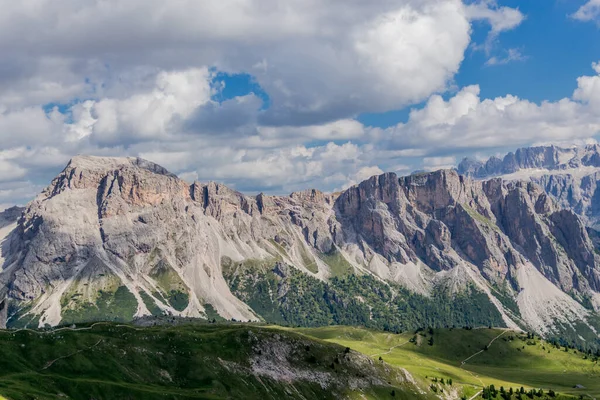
[0,322,429,400]
[224,264,507,331]
[1,322,598,400]
[293,326,600,399]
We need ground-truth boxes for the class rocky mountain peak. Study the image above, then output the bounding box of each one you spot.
[2,154,600,343]
[0,206,24,227]
[401,169,470,208]
[457,144,600,228]
[289,189,336,205]
[67,155,177,178]
[457,144,600,179]
[42,155,181,202]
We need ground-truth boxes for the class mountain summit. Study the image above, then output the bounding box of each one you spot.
[1,155,599,348]
[458,144,600,229]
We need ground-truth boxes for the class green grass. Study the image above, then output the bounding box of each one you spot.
[226,264,507,332]
[221,256,286,324]
[462,204,500,232]
[299,245,319,273]
[221,256,280,275]
[139,292,164,316]
[1,323,596,399]
[267,239,289,258]
[319,249,354,277]
[292,326,599,399]
[61,285,138,325]
[490,284,521,319]
[149,260,190,312]
[202,304,225,322]
[6,303,38,330]
[0,323,431,400]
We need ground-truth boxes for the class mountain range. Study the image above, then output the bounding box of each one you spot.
[2,146,600,350]
[458,144,600,229]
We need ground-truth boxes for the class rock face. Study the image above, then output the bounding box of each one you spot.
[0,206,24,328]
[1,156,600,342]
[458,144,600,229]
[456,145,600,178]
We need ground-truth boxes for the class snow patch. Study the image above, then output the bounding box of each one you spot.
[498,166,600,182]
[557,148,577,165]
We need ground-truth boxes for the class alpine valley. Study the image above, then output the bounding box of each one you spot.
[2,145,600,352]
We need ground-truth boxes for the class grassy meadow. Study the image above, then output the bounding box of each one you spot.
[292,326,600,399]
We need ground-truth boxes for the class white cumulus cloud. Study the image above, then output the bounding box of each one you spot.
[377,61,600,156]
[571,0,600,24]
[0,0,557,206]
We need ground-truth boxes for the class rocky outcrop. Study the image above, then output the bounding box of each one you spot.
[334,170,600,296]
[0,206,23,328]
[1,155,599,339]
[458,144,600,229]
[456,145,593,178]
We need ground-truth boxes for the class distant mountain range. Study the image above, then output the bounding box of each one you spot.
[2,146,600,350]
[458,144,600,229]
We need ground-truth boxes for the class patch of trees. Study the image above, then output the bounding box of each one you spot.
[481,385,558,399]
[229,268,507,333]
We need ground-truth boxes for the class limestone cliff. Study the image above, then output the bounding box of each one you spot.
[1,156,599,342]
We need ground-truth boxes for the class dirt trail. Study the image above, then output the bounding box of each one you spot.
[459,330,509,392]
[461,330,508,366]
[3,321,107,335]
[463,368,485,387]
[467,390,483,400]
[2,321,142,336]
[2,322,146,372]
[41,338,103,370]
[370,340,410,357]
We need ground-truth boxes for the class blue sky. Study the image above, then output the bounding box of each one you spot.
[458,0,600,102]
[1,0,600,209]
[212,0,600,130]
